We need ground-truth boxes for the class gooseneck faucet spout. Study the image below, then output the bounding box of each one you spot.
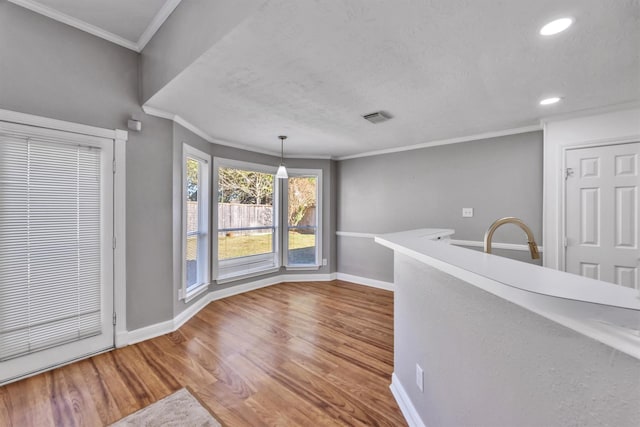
[484,217,540,260]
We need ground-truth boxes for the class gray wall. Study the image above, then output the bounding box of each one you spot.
[0,1,545,332]
[394,253,640,427]
[337,131,543,281]
[126,116,174,329]
[0,2,175,330]
[0,2,336,331]
[140,0,264,103]
[337,237,394,283]
[172,123,336,317]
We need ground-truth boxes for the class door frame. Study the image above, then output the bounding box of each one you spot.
[542,107,640,272]
[560,139,639,272]
[0,109,128,373]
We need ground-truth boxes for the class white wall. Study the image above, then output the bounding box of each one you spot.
[542,107,640,270]
[394,252,640,427]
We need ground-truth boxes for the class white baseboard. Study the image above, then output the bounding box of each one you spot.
[336,272,394,291]
[173,290,215,331]
[285,272,338,282]
[124,319,174,347]
[390,372,427,427]
[121,273,337,346]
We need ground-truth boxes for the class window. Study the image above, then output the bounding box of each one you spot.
[182,144,210,301]
[285,170,322,268]
[215,158,279,281]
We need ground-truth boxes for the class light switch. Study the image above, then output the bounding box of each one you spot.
[462,208,474,218]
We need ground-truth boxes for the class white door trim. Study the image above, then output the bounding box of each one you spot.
[542,107,640,271]
[0,109,128,352]
[113,133,127,346]
[560,139,639,272]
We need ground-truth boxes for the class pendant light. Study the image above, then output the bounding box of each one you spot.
[276,135,288,179]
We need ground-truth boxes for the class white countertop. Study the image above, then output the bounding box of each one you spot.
[375,228,640,359]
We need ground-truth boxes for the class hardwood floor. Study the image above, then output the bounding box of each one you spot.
[0,280,407,426]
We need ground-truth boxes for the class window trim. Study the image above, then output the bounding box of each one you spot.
[283,168,323,270]
[214,157,280,282]
[182,144,211,302]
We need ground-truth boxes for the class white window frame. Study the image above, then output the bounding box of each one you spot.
[284,168,323,270]
[214,157,280,282]
[182,144,211,302]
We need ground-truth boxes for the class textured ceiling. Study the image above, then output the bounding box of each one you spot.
[146,0,640,158]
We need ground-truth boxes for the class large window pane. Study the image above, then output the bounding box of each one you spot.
[185,157,199,288]
[287,175,318,266]
[218,167,275,260]
[219,228,273,259]
[183,145,210,300]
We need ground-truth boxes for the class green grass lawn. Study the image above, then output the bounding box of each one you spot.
[187,231,315,260]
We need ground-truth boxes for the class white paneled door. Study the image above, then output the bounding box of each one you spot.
[0,122,114,385]
[565,142,640,289]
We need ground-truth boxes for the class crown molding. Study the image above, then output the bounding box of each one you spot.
[142,105,282,157]
[9,0,182,53]
[285,154,333,160]
[539,101,640,124]
[335,124,542,161]
[141,105,176,121]
[143,105,544,162]
[136,0,182,51]
[9,0,139,51]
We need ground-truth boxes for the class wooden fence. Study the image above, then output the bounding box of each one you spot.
[187,202,272,232]
[187,202,315,233]
[217,203,273,230]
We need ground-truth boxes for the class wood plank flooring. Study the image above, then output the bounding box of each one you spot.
[0,280,406,426]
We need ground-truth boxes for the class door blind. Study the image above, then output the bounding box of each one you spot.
[0,132,103,361]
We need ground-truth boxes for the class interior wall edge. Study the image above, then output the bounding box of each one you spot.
[389,373,427,427]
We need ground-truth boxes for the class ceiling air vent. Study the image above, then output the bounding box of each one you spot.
[362,111,392,124]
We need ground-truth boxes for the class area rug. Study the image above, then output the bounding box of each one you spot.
[109,387,223,427]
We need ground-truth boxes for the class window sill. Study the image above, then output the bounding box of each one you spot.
[216,267,280,285]
[284,265,321,271]
[184,282,209,303]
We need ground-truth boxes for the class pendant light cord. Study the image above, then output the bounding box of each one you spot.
[279,135,287,164]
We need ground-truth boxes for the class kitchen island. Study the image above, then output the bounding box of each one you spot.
[375,229,640,427]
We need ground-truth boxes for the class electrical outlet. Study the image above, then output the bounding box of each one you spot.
[322,258,327,266]
[462,207,474,218]
[416,364,424,392]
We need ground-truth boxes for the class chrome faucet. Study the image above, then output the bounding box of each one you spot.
[484,217,540,259]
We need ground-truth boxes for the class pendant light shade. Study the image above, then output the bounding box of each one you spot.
[276,164,288,179]
[276,135,288,179]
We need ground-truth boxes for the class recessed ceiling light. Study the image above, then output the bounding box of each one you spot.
[540,97,562,105]
[540,18,573,36]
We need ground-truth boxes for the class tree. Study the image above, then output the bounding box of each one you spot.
[218,168,274,205]
[288,177,316,226]
[186,158,199,201]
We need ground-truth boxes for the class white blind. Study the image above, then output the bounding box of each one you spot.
[0,132,103,361]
